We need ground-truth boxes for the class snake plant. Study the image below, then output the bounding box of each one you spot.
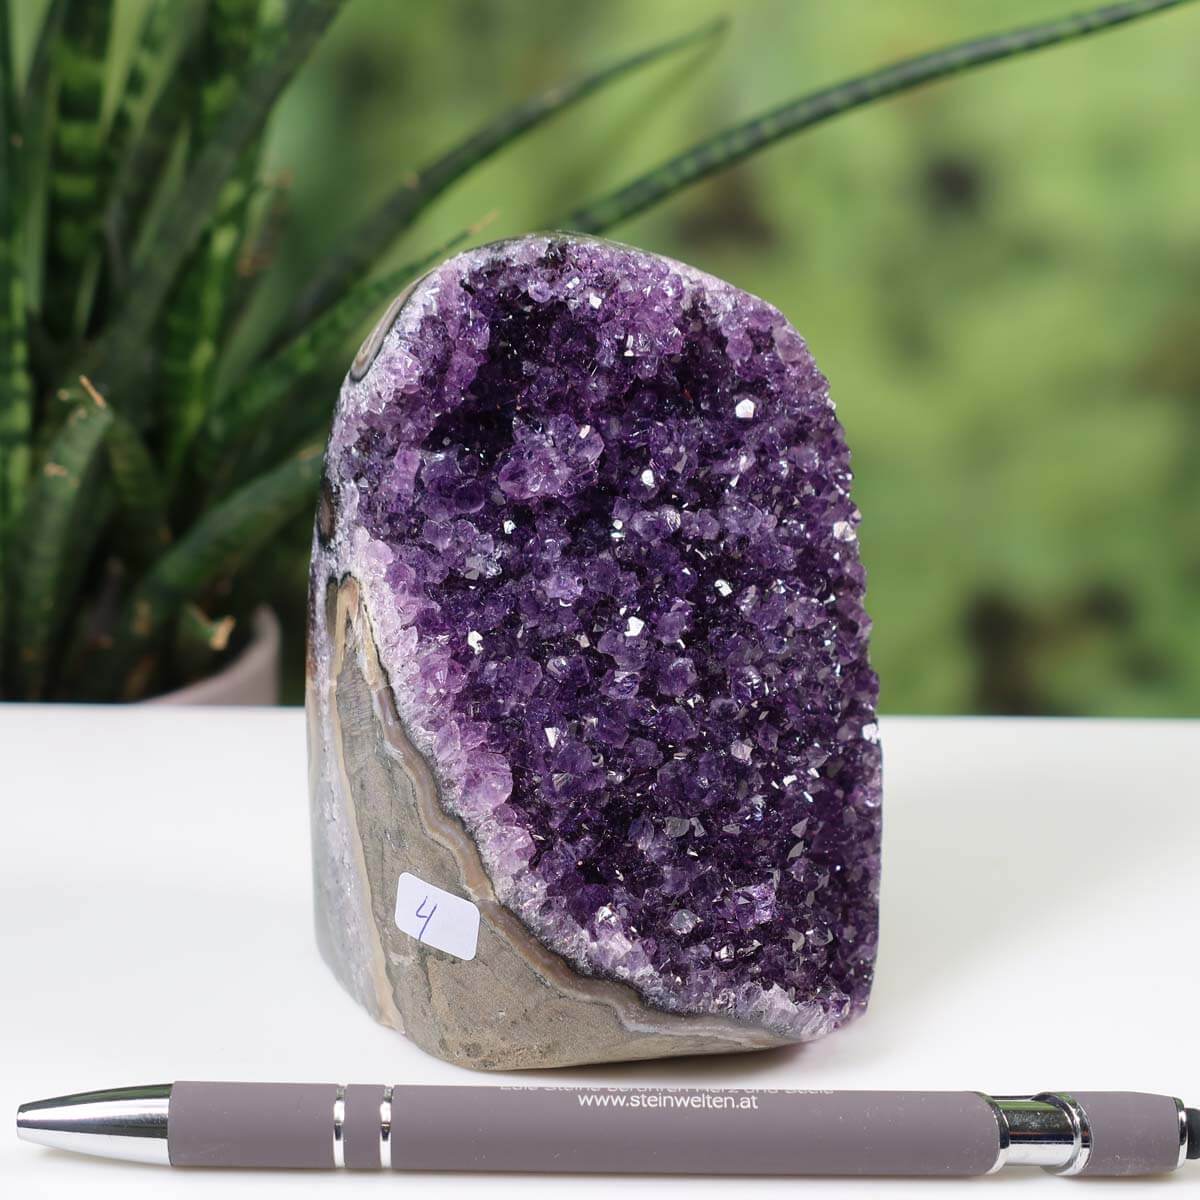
[0,0,1191,701]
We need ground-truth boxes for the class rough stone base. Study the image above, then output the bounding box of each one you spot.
[308,576,792,1069]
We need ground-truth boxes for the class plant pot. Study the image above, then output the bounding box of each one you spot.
[143,607,281,706]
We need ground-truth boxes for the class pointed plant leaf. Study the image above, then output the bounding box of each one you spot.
[12,388,113,698]
[567,0,1199,234]
[279,16,727,340]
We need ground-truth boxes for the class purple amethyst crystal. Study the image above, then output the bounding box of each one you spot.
[310,235,881,1057]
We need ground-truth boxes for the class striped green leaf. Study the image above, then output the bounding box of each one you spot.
[11,390,113,697]
[42,0,111,339]
[159,0,266,483]
[103,11,205,287]
[568,0,1199,234]
[106,0,176,172]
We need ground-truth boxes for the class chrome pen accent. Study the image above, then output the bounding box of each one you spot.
[332,1084,345,1169]
[379,1084,392,1170]
[15,1084,171,1165]
[1035,1092,1092,1175]
[988,1096,1089,1172]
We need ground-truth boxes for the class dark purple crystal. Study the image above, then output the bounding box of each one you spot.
[324,235,881,1039]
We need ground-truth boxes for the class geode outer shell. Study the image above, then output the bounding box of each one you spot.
[308,234,881,1069]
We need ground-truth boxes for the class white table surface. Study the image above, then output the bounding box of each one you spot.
[2,707,1197,1197]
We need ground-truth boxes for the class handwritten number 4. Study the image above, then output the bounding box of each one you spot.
[415,895,438,942]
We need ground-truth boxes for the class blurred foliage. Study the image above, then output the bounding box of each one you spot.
[245,0,1199,715]
[3,0,1197,713]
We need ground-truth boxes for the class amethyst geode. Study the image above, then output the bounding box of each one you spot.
[308,235,881,1068]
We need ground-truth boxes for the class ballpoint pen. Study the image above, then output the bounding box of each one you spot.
[16,1081,1200,1177]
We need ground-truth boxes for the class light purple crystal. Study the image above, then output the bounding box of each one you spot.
[319,235,881,1040]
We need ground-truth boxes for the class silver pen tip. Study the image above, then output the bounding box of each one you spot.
[15,1086,172,1165]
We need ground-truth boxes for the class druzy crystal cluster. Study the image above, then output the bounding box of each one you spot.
[318,235,881,1040]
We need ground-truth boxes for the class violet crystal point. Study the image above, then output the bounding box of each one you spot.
[307,235,881,1069]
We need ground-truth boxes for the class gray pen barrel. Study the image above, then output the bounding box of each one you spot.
[1070,1092,1184,1178]
[390,1086,1001,1176]
[169,1082,338,1168]
[169,1084,1003,1174]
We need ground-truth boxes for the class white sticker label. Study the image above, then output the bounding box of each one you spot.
[393,872,480,961]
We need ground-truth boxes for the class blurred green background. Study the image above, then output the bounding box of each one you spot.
[56,0,1200,714]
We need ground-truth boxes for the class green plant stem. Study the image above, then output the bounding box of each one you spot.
[568,0,1199,234]
[42,0,110,339]
[81,0,348,408]
[278,16,728,342]
[102,440,324,699]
